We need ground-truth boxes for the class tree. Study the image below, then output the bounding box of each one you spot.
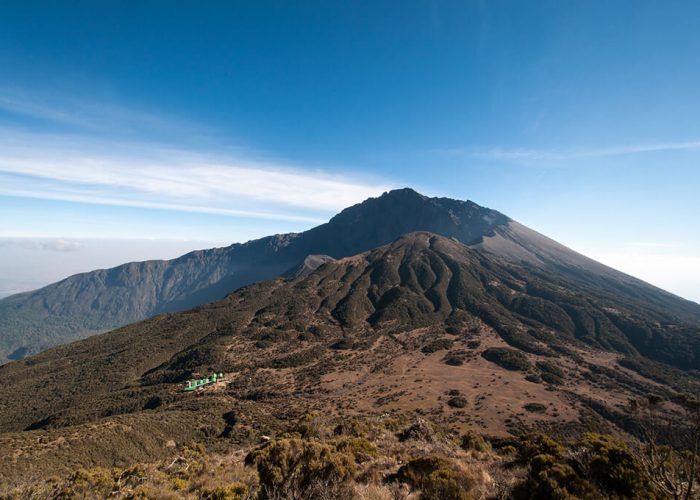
[630,394,700,500]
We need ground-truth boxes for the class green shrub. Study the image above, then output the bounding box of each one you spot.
[249,438,355,500]
[444,353,465,366]
[513,433,658,500]
[395,455,476,500]
[460,431,491,453]
[171,477,188,490]
[62,467,118,496]
[292,412,328,439]
[541,372,563,385]
[447,396,468,409]
[330,338,354,350]
[524,403,547,413]
[398,418,438,443]
[383,415,410,432]
[481,347,532,371]
[333,418,373,438]
[512,453,599,499]
[499,445,517,456]
[333,436,379,460]
[422,338,454,354]
[517,433,565,463]
[202,483,248,500]
[267,346,325,369]
[536,360,565,378]
[575,433,654,498]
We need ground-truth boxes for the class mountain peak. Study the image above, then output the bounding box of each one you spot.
[319,187,509,250]
[377,186,427,201]
[365,187,478,210]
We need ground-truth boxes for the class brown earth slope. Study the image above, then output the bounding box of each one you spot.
[1,232,698,486]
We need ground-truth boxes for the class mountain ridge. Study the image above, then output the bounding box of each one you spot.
[1,187,698,364]
[0,188,510,362]
[1,231,698,486]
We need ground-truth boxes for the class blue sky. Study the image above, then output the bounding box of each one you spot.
[0,1,699,301]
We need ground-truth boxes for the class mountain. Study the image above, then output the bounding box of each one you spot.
[0,188,508,363]
[1,187,699,365]
[1,232,699,487]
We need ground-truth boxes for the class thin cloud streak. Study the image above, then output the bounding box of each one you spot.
[0,88,391,223]
[0,154,386,211]
[0,186,327,224]
[446,139,700,162]
[0,130,392,223]
[0,87,207,138]
[0,95,91,128]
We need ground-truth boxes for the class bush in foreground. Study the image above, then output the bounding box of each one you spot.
[512,432,658,499]
[394,455,477,500]
[247,438,355,500]
[461,431,491,453]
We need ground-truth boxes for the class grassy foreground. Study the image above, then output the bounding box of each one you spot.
[1,412,671,500]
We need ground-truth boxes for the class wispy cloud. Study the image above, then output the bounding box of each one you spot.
[0,128,392,223]
[0,86,205,139]
[0,94,92,128]
[0,85,394,223]
[0,185,328,224]
[445,139,700,162]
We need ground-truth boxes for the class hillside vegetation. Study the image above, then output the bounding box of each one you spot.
[0,412,685,499]
[2,233,700,497]
[0,189,508,363]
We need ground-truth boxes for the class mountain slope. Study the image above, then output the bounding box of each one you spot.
[1,232,698,486]
[1,187,698,365]
[0,188,510,363]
